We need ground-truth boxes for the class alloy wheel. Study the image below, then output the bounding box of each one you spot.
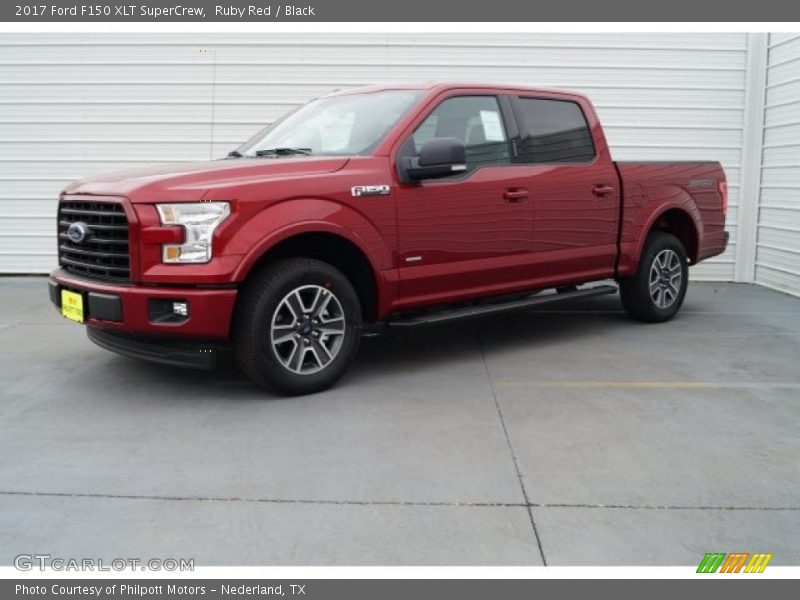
[648,248,682,309]
[270,285,346,374]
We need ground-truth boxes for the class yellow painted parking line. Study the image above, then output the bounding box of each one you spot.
[496,381,718,389]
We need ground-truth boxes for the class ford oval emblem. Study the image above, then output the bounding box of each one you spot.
[67,221,89,244]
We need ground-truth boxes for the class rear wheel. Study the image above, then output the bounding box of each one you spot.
[619,232,688,323]
[234,258,362,395]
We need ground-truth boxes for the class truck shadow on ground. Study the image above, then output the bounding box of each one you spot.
[102,295,634,400]
[355,298,628,375]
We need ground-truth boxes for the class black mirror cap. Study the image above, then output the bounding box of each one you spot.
[418,137,466,167]
[403,137,467,181]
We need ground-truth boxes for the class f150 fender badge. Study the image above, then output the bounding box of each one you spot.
[351,185,391,197]
[689,179,714,189]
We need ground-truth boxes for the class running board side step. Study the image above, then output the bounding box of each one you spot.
[386,285,618,328]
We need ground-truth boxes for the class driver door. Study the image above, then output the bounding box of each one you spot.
[395,94,534,307]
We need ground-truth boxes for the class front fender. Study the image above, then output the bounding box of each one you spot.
[229,198,393,282]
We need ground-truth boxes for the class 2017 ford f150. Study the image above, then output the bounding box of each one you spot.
[48,83,729,395]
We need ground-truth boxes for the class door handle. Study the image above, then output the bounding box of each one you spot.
[503,188,529,203]
[592,184,614,197]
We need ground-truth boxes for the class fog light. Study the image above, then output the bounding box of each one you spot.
[148,298,190,324]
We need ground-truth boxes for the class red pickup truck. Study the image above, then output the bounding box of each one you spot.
[49,83,728,395]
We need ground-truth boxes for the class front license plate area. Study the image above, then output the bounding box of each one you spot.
[60,289,84,323]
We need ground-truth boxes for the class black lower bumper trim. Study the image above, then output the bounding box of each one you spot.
[48,279,59,306]
[87,291,123,321]
[87,327,218,370]
[49,280,123,322]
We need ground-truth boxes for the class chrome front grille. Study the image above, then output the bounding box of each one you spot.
[57,199,130,282]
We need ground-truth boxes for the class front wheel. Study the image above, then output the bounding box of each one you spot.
[619,232,688,323]
[234,258,362,395]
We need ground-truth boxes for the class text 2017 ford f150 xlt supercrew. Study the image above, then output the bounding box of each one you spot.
[49,83,729,395]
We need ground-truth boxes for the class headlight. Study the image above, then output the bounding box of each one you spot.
[156,202,230,264]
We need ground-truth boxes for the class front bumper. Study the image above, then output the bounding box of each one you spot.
[49,268,237,339]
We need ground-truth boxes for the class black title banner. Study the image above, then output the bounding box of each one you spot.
[4,0,800,21]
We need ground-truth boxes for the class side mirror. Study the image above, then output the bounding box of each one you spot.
[405,137,467,181]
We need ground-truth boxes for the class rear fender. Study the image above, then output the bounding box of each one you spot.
[618,185,702,276]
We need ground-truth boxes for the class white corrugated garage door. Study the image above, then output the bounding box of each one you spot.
[0,32,747,279]
[757,33,800,296]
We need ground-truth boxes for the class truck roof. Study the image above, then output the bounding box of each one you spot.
[325,82,589,102]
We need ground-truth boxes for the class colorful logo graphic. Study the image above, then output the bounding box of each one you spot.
[697,552,773,573]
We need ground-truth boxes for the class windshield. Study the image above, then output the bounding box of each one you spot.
[236,90,424,157]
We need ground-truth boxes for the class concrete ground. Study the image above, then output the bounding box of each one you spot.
[0,277,798,566]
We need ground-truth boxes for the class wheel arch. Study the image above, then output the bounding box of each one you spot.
[648,207,699,264]
[231,199,395,321]
[620,190,702,276]
[236,229,381,322]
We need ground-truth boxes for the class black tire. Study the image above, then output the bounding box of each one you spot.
[619,232,689,323]
[234,258,362,395]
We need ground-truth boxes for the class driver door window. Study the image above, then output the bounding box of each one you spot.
[411,96,511,174]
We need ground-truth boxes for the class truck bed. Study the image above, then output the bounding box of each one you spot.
[614,161,729,275]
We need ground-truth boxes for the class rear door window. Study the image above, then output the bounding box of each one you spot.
[513,98,595,164]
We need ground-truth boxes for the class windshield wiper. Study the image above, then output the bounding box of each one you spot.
[227,150,244,158]
[254,147,312,157]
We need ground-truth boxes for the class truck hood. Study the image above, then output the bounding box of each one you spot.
[62,157,350,202]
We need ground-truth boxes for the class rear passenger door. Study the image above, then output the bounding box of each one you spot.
[511,95,620,282]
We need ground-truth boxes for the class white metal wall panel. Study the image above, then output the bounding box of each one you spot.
[0,33,748,278]
[757,33,800,296]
